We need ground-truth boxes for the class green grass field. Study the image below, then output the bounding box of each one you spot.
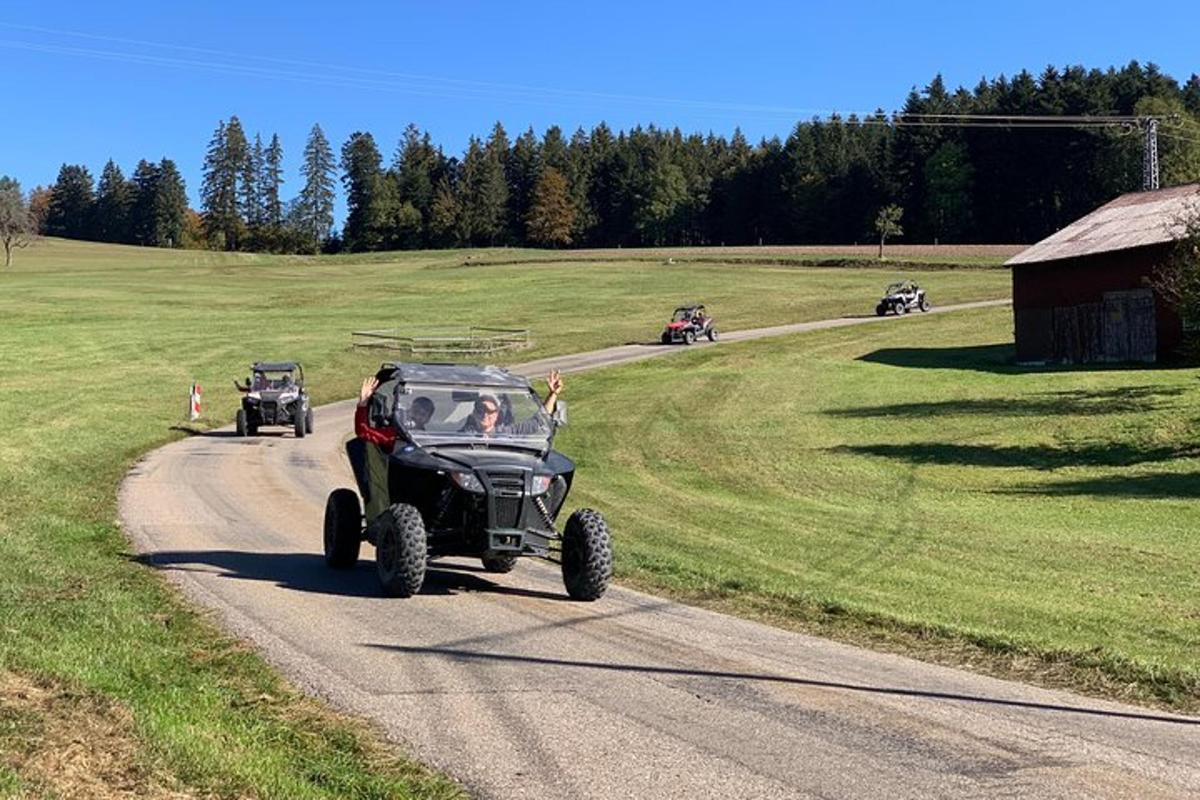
[0,239,1012,797]
[559,307,1200,709]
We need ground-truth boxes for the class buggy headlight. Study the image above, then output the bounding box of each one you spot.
[450,471,485,493]
[531,475,552,495]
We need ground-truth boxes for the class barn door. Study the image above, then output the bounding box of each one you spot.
[1102,289,1157,363]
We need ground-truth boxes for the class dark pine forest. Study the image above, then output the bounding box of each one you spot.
[36,63,1200,253]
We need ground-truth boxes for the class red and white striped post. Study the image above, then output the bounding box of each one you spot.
[189,382,202,421]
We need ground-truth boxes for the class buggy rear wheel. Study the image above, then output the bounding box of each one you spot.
[562,509,613,601]
[323,489,362,568]
[482,554,518,573]
[236,408,247,437]
[376,503,427,597]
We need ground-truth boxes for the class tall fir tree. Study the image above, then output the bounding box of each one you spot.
[128,159,160,246]
[243,133,265,229]
[152,159,189,247]
[45,164,95,239]
[263,133,285,228]
[340,131,389,251]
[296,123,336,250]
[200,118,248,250]
[94,159,132,243]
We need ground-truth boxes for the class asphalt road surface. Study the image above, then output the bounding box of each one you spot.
[121,302,1200,799]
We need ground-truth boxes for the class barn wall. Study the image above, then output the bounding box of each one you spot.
[1011,243,1183,362]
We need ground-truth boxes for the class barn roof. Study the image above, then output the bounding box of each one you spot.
[1006,183,1200,266]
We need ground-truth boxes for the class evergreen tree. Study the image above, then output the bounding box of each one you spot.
[428,174,462,247]
[460,134,509,246]
[340,131,389,251]
[243,133,265,229]
[393,124,444,245]
[94,159,132,243]
[296,123,336,249]
[526,167,576,247]
[45,164,95,239]
[152,159,189,247]
[263,134,285,228]
[200,118,247,250]
[128,160,160,246]
[506,127,541,244]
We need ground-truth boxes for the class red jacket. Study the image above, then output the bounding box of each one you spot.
[355,404,398,449]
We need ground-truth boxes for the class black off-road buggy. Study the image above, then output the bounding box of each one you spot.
[233,361,313,438]
[661,304,718,345]
[322,362,613,601]
[875,280,931,316]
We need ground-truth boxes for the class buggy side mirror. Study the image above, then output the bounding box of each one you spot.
[552,402,568,428]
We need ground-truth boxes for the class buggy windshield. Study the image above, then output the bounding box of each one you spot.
[391,383,552,449]
[885,282,914,295]
[672,308,701,322]
[251,371,296,392]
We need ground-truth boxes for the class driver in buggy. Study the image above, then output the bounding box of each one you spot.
[460,370,563,436]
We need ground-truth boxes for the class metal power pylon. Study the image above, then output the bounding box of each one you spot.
[1142,117,1159,191]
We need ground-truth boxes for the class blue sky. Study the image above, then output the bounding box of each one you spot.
[2,1,1197,224]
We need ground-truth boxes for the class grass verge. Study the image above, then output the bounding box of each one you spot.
[0,239,1011,796]
[557,306,1200,712]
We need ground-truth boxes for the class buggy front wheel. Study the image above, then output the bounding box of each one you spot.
[562,509,613,601]
[294,409,306,438]
[683,330,696,345]
[376,503,428,597]
[707,328,718,342]
[919,298,931,312]
[306,406,314,433]
[236,408,248,437]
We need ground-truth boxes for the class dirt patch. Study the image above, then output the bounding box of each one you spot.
[0,671,202,800]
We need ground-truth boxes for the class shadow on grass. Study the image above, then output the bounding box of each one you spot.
[832,442,1198,471]
[828,386,1188,419]
[860,344,1197,374]
[133,550,571,602]
[364,644,1200,727]
[1004,472,1200,499]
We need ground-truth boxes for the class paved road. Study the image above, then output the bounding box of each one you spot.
[121,302,1200,799]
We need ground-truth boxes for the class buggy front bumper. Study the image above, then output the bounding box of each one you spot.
[486,527,555,558]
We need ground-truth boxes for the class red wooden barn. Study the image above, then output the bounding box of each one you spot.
[1006,183,1199,364]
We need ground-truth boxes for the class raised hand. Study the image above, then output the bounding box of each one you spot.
[359,376,379,406]
[546,369,563,396]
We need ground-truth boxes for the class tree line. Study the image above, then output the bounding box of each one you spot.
[17,61,1200,256]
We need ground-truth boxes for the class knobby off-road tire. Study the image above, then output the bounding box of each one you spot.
[294,407,306,438]
[482,554,518,573]
[895,302,908,315]
[875,305,886,317]
[236,408,248,437]
[305,406,314,433]
[684,330,696,345]
[707,327,718,342]
[919,298,931,312]
[661,332,672,345]
[376,503,427,597]
[323,489,362,568]
[562,509,613,601]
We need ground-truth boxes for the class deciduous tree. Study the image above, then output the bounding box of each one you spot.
[0,176,35,267]
[526,167,575,247]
